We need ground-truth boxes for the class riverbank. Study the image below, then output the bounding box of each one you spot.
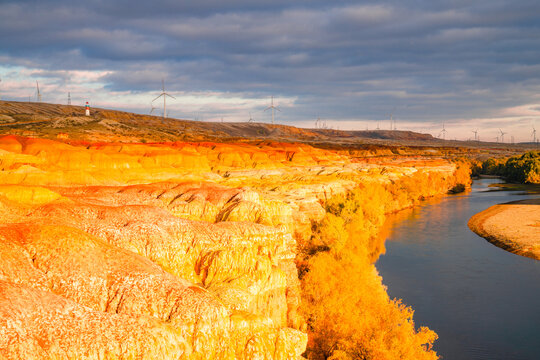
[468,198,540,260]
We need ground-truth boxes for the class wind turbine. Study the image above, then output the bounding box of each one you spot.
[532,126,537,144]
[439,123,447,140]
[471,129,478,141]
[152,79,176,122]
[264,96,280,124]
[36,81,42,102]
[67,92,71,105]
[499,128,507,143]
[0,77,2,100]
[248,112,254,123]
[149,101,158,115]
[386,106,396,130]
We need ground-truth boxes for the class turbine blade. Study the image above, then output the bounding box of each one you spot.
[165,93,176,99]
[152,94,163,102]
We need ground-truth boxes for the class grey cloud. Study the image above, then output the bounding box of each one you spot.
[1,0,540,135]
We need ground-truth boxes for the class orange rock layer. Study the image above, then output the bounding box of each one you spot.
[0,135,462,359]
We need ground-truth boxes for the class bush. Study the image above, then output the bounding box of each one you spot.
[302,249,438,360]
[502,151,540,184]
[481,158,506,175]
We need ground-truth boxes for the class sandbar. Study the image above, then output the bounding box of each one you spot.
[468,198,540,260]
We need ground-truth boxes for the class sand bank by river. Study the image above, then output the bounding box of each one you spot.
[468,198,540,260]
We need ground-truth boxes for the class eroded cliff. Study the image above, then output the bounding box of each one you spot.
[0,132,470,359]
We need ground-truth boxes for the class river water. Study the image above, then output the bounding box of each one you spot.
[376,178,540,360]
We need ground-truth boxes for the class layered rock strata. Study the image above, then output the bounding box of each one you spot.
[0,134,463,359]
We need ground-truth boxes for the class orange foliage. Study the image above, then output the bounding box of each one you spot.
[302,250,438,360]
[300,162,471,359]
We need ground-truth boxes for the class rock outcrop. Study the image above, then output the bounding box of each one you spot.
[0,131,464,359]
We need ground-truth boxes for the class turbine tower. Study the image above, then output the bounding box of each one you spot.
[440,123,447,140]
[532,126,537,144]
[264,96,280,124]
[152,79,176,122]
[472,129,478,141]
[499,128,507,143]
[386,107,396,130]
[67,92,71,105]
[36,81,42,102]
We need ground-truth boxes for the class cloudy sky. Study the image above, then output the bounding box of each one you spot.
[1,0,539,142]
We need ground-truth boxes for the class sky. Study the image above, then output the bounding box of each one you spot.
[1,0,539,142]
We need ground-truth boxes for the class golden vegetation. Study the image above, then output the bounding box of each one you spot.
[299,163,472,359]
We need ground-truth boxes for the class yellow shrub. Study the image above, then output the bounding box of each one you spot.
[299,164,470,360]
[302,249,438,360]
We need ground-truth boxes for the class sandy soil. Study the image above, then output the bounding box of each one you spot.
[468,198,540,260]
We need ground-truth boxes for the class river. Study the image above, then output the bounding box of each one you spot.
[376,178,540,360]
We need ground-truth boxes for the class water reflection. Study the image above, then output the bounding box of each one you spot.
[376,179,540,360]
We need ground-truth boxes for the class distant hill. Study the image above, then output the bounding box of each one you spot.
[314,129,434,141]
[518,142,539,147]
[0,100,435,144]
